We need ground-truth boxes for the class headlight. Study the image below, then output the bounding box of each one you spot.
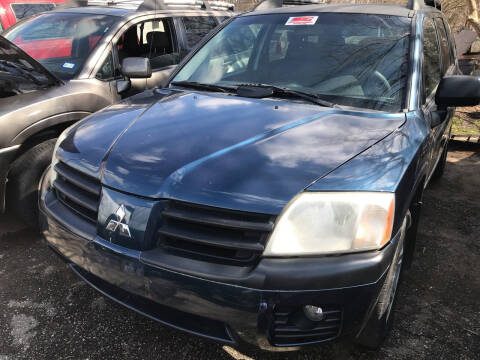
[263,192,395,256]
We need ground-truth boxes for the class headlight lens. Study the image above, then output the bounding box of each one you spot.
[264,192,395,256]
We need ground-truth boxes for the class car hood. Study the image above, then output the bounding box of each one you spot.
[0,35,59,98]
[58,89,406,214]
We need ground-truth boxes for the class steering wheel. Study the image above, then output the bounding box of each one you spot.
[367,70,391,95]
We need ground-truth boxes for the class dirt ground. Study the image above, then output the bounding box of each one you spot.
[453,106,480,136]
[0,142,479,360]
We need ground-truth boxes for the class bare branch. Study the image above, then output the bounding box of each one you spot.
[466,0,480,36]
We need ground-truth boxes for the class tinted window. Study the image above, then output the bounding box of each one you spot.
[174,14,411,112]
[434,18,452,74]
[182,16,217,48]
[11,3,55,21]
[5,13,116,80]
[423,18,441,99]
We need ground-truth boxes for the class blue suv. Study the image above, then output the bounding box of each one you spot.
[39,0,480,351]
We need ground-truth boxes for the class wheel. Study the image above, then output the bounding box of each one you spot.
[431,142,448,181]
[356,215,408,349]
[7,138,56,227]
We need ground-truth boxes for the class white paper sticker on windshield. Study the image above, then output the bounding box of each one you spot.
[285,16,318,26]
[62,62,75,69]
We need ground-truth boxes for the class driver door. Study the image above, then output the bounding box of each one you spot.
[422,17,449,180]
[423,18,455,180]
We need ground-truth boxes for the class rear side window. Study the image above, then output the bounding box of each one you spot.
[182,16,218,48]
[11,3,55,21]
[423,18,441,100]
[434,18,452,74]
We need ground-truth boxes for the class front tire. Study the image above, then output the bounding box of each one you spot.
[356,215,408,349]
[431,142,448,181]
[7,139,56,227]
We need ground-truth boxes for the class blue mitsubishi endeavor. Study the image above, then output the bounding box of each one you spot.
[39,0,480,351]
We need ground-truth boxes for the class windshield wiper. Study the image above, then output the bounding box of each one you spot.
[235,83,340,109]
[170,81,234,93]
[0,60,45,86]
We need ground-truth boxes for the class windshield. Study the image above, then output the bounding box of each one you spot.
[173,14,411,112]
[4,12,116,80]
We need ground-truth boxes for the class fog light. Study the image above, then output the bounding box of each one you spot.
[303,305,324,321]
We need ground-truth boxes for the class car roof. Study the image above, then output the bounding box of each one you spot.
[51,5,232,17]
[246,3,440,18]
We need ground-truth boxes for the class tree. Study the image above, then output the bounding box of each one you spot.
[466,0,480,36]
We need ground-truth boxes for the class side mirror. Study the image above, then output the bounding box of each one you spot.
[435,75,480,107]
[121,57,152,79]
[116,79,131,94]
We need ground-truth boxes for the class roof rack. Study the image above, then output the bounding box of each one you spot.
[59,0,234,11]
[253,0,441,12]
[139,0,234,11]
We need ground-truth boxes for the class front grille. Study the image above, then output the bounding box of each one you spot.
[271,306,342,346]
[52,161,101,224]
[157,200,275,265]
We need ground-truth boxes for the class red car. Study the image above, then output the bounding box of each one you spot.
[0,0,68,31]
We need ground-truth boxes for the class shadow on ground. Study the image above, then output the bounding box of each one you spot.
[0,142,479,360]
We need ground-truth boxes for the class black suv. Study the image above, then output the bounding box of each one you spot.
[40,0,480,352]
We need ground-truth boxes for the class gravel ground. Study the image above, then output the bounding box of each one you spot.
[0,142,479,360]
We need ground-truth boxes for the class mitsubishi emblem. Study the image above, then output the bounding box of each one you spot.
[106,204,131,238]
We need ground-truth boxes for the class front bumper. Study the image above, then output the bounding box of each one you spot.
[40,185,398,351]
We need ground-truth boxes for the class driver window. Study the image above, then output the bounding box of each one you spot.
[423,18,441,101]
[116,18,179,71]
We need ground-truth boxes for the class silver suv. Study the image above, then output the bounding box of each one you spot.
[0,1,232,224]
